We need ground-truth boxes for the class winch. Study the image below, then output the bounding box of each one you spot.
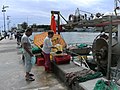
[92,33,119,75]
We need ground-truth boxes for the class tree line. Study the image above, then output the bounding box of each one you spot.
[16,22,51,32]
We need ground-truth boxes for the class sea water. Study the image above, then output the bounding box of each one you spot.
[30,32,100,45]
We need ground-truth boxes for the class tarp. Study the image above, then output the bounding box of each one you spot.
[33,32,67,48]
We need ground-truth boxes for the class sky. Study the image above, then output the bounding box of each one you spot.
[0,0,117,29]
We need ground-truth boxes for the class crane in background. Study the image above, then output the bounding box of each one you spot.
[114,0,120,16]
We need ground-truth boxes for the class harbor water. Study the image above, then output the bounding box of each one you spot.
[31,32,100,45]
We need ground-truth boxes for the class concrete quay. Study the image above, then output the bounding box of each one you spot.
[0,38,67,90]
[1,38,120,90]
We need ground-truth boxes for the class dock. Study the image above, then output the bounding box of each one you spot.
[1,38,120,90]
[0,38,67,90]
[52,60,107,90]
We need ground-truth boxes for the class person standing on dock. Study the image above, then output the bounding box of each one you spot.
[21,28,35,81]
[42,31,58,73]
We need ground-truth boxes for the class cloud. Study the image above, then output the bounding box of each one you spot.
[20,0,57,2]
[10,7,50,18]
[0,0,115,26]
[70,0,102,7]
[46,0,55,1]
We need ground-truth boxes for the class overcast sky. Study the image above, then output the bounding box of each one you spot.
[0,0,116,28]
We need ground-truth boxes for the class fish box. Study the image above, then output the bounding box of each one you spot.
[36,57,45,66]
[53,54,71,65]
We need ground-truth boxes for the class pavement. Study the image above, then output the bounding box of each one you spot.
[0,38,67,90]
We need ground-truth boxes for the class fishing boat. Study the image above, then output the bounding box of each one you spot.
[66,43,91,55]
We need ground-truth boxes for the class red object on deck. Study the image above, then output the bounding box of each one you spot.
[54,55,71,65]
[50,14,56,34]
[36,57,45,66]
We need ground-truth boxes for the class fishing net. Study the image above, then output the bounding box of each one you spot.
[78,72,103,82]
[93,79,118,90]
[32,46,42,54]
[77,43,88,48]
